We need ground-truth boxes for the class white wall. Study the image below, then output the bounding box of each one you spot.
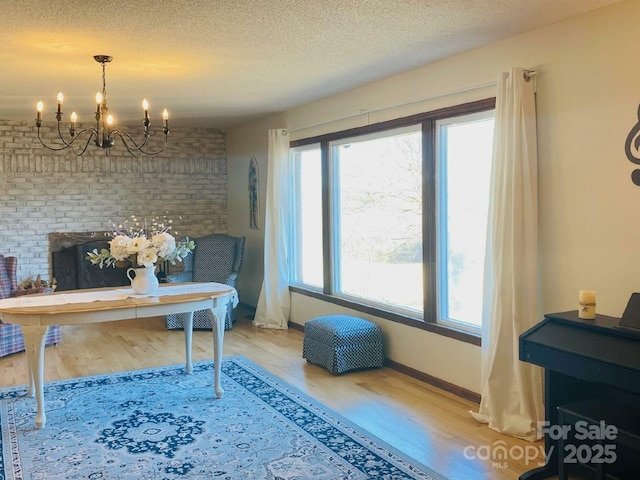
[226,0,640,393]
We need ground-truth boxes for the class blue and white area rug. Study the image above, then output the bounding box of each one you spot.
[0,356,446,479]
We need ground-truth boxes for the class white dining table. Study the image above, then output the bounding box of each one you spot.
[0,282,237,429]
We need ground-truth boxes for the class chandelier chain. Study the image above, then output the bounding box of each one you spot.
[102,61,107,105]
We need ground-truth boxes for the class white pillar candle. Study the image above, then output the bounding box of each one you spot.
[578,290,596,319]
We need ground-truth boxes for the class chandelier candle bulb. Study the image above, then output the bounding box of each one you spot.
[36,101,43,121]
[578,290,596,319]
[55,92,64,121]
[163,109,169,130]
[70,112,77,136]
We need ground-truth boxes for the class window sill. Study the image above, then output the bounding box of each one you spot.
[289,286,481,346]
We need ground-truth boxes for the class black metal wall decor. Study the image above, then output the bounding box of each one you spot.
[249,157,260,229]
[625,104,640,185]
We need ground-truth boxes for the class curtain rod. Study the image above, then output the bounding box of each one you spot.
[286,69,536,135]
[287,79,497,134]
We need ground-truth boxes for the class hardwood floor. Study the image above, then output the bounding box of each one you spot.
[0,313,549,480]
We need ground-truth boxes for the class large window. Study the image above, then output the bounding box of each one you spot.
[290,99,495,338]
[331,126,423,314]
[290,145,323,288]
[436,111,494,330]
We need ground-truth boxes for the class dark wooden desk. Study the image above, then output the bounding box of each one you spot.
[519,311,640,479]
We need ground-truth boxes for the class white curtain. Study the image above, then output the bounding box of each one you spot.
[254,129,291,329]
[470,68,544,441]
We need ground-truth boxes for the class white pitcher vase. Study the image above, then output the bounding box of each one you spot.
[126,267,159,295]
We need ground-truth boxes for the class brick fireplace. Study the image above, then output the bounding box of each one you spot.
[0,120,228,286]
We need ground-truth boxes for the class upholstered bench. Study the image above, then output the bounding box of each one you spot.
[302,315,384,374]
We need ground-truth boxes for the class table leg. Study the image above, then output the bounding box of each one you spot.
[206,307,224,398]
[183,312,194,374]
[21,325,49,429]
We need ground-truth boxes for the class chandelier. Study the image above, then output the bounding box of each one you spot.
[35,55,169,156]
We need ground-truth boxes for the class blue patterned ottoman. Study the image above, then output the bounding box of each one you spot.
[302,315,384,374]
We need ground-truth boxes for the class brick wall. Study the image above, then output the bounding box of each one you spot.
[0,120,227,284]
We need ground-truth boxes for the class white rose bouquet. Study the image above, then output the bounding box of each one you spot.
[86,214,195,269]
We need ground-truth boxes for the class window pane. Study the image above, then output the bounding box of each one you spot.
[332,127,423,314]
[290,145,323,287]
[437,113,494,329]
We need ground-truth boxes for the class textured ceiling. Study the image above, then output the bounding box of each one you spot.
[0,0,621,128]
